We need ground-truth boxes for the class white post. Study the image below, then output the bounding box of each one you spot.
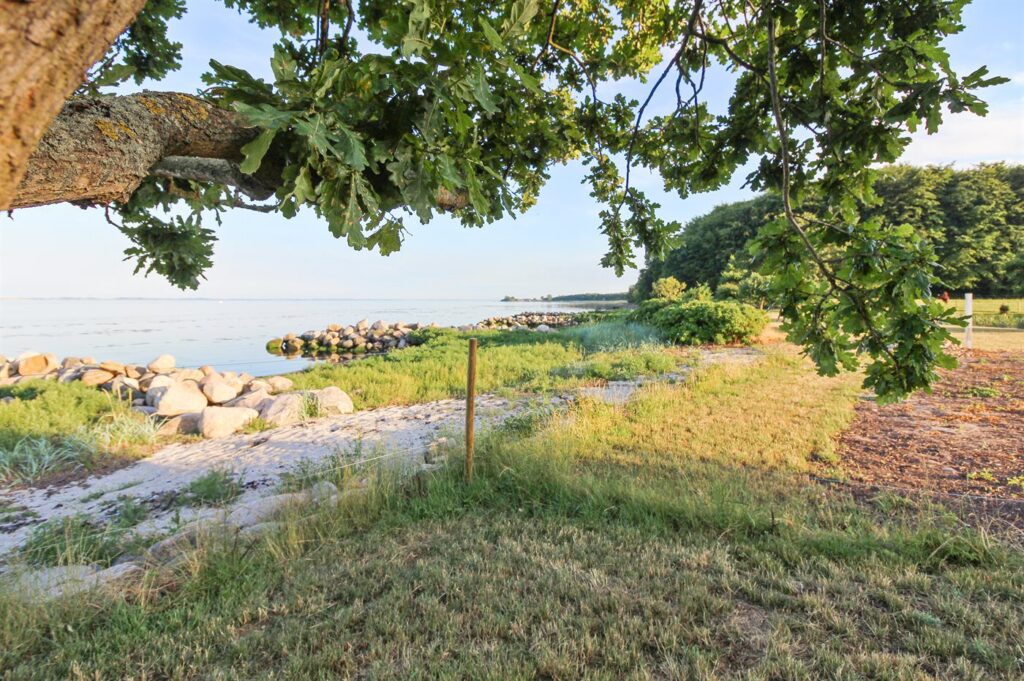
[964,293,973,350]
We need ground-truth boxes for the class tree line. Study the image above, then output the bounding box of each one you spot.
[633,164,1024,301]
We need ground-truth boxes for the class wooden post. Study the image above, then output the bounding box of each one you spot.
[964,293,973,350]
[465,338,478,483]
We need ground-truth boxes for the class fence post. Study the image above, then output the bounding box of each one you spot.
[964,293,973,350]
[465,337,478,483]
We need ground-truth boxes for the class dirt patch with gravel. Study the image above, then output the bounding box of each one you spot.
[832,350,1024,524]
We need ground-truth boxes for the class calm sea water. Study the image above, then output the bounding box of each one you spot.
[0,298,600,376]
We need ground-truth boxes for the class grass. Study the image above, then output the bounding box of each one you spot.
[558,319,667,351]
[287,325,682,408]
[181,469,241,506]
[0,436,94,484]
[948,297,1024,315]
[946,326,1024,352]
[17,514,151,569]
[0,382,159,484]
[3,348,1021,678]
[0,323,682,486]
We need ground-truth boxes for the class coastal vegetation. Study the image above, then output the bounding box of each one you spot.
[0,382,157,484]
[3,347,1022,678]
[0,318,683,485]
[632,164,1024,302]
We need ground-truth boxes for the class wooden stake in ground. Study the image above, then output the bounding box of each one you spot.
[964,293,973,350]
[465,337,478,483]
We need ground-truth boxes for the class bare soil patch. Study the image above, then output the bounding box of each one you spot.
[834,350,1024,518]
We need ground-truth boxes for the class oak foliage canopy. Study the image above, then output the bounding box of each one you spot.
[6,0,1009,400]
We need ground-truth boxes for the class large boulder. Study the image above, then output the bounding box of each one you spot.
[141,374,174,392]
[310,386,354,415]
[105,375,140,399]
[15,352,58,376]
[98,360,125,375]
[156,412,201,436]
[80,368,116,387]
[153,381,208,416]
[147,354,176,374]
[259,393,306,426]
[198,406,259,438]
[224,388,271,410]
[172,368,205,382]
[265,375,294,393]
[200,376,240,405]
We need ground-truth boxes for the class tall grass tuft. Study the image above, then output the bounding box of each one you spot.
[0,437,94,484]
[559,320,667,352]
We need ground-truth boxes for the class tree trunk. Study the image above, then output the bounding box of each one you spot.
[0,0,148,210]
[8,92,261,209]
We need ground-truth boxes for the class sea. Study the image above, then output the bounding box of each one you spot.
[0,298,606,377]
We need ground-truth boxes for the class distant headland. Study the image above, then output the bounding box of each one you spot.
[501,292,629,303]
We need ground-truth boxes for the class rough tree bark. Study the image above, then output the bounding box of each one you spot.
[8,91,471,212]
[9,92,263,209]
[0,0,148,210]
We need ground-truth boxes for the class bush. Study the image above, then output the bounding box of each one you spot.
[651,276,686,300]
[651,300,768,345]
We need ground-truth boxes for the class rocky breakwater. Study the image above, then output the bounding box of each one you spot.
[266,318,430,360]
[475,312,584,331]
[0,352,354,440]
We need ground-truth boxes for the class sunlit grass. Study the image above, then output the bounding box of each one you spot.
[2,349,1020,678]
[287,326,685,408]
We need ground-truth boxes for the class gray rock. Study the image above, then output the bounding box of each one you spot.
[156,411,201,436]
[132,405,158,416]
[147,354,176,374]
[259,393,305,426]
[226,492,306,528]
[153,381,209,416]
[172,368,205,383]
[144,520,237,564]
[8,563,142,600]
[265,375,294,394]
[142,374,174,393]
[15,352,59,376]
[307,480,339,502]
[200,377,240,405]
[310,386,354,415]
[80,368,115,387]
[198,406,259,439]
[224,388,271,410]
[239,521,283,540]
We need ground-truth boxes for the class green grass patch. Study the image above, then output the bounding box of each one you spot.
[287,326,682,408]
[181,469,241,506]
[3,349,1021,677]
[0,382,158,484]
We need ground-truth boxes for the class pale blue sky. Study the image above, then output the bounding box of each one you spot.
[1,0,1021,300]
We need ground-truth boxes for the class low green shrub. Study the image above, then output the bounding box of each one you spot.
[651,300,768,345]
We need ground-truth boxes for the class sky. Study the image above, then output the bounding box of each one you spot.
[1,0,1022,300]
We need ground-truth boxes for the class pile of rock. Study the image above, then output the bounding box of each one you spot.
[0,352,354,440]
[476,312,584,330]
[266,319,430,359]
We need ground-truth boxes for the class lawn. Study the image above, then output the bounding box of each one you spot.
[3,349,1021,679]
